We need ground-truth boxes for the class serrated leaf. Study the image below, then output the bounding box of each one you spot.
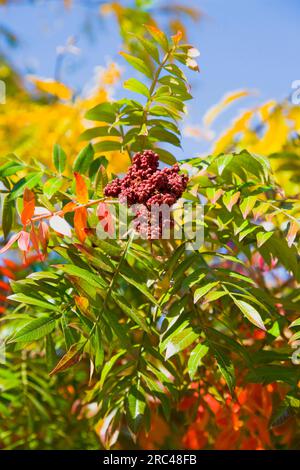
[194,282,219,303]
[290,318,300,328]
[126,383,147,434]
[239,195,257,219]
[45,334,57,370]
[234,299,266,331]
[145,24,169,50]
[120,52,152,79]
[119,272,159,307]
[256,231,273,248]
[188,343,209,379]
[9,316,56,343]
[93,141,121,153]
[54,264,106,289]
[73,143,94,174]
[9,173,43,201]
[209,342,235,394]
[44,177,64,198]
[80,126,120,141]
[112,293,150,333]
[123,78,150,98]
[149,127,181,147]
[49,342,84,376]
[287,221,299,248]
[53,144,66,173]
[0,160,24,178]
[223,191,240,212]
[155,148,177,165]
[85,102,118,123]
[2,194,13,240]
[99,350,126,388]
[74,172,88,204]
[8,293,58,311]
[165,327,199,360]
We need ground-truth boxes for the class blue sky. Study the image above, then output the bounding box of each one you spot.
[0,0,299,158]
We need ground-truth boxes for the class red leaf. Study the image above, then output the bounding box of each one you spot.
[21,189,35,226]
[96,202,114,235]
[74,172,88,204]
[74,207,88,242]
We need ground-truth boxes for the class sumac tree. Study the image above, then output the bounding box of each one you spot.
[0,23,299,450]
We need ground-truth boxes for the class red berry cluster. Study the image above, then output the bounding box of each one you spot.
[104,150,188,209]
[104,150,188,239]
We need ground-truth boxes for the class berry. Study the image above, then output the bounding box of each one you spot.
[104,149,189,239]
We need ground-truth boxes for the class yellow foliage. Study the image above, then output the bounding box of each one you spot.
[203,89,251,127]
[288,106,300,131]
[251,107,290,155]
[0,63,130,176]
[213,109,254,155]
[211,97,300,195]
[28,76,73,100]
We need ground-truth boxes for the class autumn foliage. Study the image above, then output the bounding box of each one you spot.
[0,0,299,451]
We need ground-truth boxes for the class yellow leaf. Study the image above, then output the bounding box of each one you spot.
[251,108,289,155]
[213,109,253,154]
[258,100,276,121]
[28,75,73,100]
[204,89,251,127]
[288,106,300,132]
[106,151,131,176]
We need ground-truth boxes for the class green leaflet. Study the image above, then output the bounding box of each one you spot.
[163,327,199,360]
[54,264,107,289]
[2,194,13,240]
[126,383,147,434]
[53,144,66,174]
[123,78,150,98]
[8,172,43,200]
[9,316,56,343]
[194,282,219,303]
[188,343,209,379]
[209,342,236,395]
[8,293,58,311]
[233,299,266,331]
[112,293,150,333]
[119,271,159,307]
[73,143,94,174]
[99,350,126,388]
[120,52,153,79]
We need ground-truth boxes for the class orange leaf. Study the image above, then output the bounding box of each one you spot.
[49,343,84,376]
[74,207,88,242]
[21,189,35,226]
[75,295,89,312]
[62,201,77,214]
[74,172,88,204]
[172,30,182,44]
[287,221,299,247]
